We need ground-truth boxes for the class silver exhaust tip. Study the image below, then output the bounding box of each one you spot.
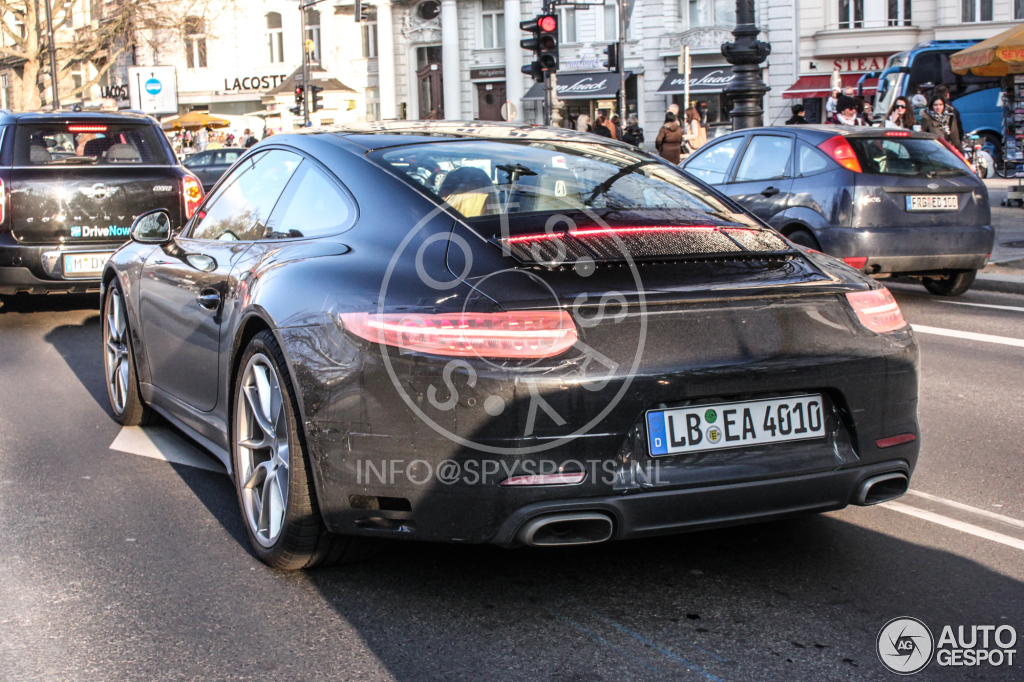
[855,472,909,506]
[516,512,614,546]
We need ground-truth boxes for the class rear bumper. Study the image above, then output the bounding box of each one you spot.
[817,225,994,274]
[491,459,913,545]
[0,238,118,295]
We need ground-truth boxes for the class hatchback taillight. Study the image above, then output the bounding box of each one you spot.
[846,288,907,333]
[0,177,5,225]
[339,310,579,358]
[817,136,862,173]
[183,176,203,220]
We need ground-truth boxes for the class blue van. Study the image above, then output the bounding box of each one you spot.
[867,40,1002,158]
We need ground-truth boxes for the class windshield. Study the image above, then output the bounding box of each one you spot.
[369,139,743,221]
[848,137,967,177]
[875,72,903,117]
[14,123,169,166]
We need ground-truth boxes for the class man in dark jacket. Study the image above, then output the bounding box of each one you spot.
[786,104,808,125]
[242,128,258,148]
[592,112,612,138]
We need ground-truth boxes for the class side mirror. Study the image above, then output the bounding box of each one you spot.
[131,209,173,244]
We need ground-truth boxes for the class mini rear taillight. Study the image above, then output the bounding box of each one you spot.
[339,310,579,358]
[843,256,868,269]
[884,131,911,137]
[68,124,107,133]
[846,288,907,333]
[0,177,5,225]
[183,176,203,220]
[817,136,862,173]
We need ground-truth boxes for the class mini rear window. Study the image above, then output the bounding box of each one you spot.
[14,123,169,166]
[847,137,966,177]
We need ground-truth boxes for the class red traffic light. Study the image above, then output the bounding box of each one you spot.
[539,15,557,32]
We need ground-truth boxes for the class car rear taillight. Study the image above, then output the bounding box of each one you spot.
[938,138,971,169]
[68,124,107,133]
[843,256,868,269]
[846,288,907,333]
[339,310,579,358]
[0,177,5,225]
[183,176,203,220]
[817,136,862,173]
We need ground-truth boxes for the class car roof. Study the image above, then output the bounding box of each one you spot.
[298,120,638,151]
[713,125,938,142]
[0,110,159,126]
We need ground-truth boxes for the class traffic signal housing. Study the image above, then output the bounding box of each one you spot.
[310,84,324,113]
[538,14,558,73]
[520,16,542,81]
[294,85,305,105]
[602,43,619,71]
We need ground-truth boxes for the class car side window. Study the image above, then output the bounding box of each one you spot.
[190,149,302,241]
[263,162,356,240]
[185,152,212,167]
[797,142,832,176]
[681,137,743,185]
[733,135,794,182]
[215,150,241,165]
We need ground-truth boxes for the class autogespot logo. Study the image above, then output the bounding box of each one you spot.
[877,617,935,675]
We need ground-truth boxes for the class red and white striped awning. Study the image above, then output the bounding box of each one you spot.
[782,74,878,99]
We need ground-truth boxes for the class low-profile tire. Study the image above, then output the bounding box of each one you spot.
[785,228,821,251]
[233,330,376,570]
[103,280,154,426]
[923,269,977,297]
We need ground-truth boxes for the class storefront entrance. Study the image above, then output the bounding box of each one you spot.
[476,82,506,121]
[416,46,444,120]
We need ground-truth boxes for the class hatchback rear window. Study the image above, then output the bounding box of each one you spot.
[847,137,966,177]
[14,123,169,166]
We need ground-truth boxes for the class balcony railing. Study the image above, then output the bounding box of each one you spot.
[825,18,914,31]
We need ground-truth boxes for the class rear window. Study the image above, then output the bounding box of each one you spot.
[368,139,744,220]
[847,137,966,177]
[14,123,169,166]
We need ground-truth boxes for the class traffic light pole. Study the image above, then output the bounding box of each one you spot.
[299,3,311,126]
[618,0,626,123]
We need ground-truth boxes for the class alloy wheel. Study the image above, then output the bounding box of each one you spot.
[104,290,130,415]
[236,353,290,547]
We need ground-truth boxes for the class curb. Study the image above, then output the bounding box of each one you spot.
[974,272,1024,295]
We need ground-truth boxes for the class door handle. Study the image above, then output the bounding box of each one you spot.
[197,288,221,310]
[761,186,781,197]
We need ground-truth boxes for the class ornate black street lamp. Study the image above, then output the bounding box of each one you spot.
[721,0,770,129]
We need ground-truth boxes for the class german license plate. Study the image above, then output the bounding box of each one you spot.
[647,395,825,456]
[906,195,958,211]
[62,252,110,278]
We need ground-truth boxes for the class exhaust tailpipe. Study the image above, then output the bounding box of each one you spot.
[854,472,909,506]
[516,513,614,547]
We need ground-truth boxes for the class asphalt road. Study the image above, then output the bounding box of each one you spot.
[1,283,1022,682]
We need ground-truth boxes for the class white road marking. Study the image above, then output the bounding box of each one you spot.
[109,426,226,474]
[907,490,1024,529]
[940,301,1024,313]
[911,324,1024,348]
[882,501,1024,552]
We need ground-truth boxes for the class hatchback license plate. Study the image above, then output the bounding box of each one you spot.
[906,195,958,211]
[63,252,110,278]
[647,395,825,456]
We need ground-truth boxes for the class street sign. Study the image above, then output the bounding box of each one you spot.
[127,66,178,115]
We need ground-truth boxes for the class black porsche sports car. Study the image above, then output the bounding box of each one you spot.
[101,121,920,569]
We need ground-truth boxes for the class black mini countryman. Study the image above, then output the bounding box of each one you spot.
[0,110,202,297]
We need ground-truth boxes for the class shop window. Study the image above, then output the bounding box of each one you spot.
[481,0,505,49]
[184,16,208,69]
[962,0,993,21]
[267,12,284,64]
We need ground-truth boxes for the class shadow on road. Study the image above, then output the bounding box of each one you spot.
[43,312,107,410]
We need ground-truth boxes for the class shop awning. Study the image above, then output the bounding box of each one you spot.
[782,74,878,99]
[656,66,736,94]
[523,71,621,101]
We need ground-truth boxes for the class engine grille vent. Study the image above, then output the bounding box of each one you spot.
[498,226,792,265]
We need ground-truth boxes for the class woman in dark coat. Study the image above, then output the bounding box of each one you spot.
[919,96,961,149]
[655,112,683,164]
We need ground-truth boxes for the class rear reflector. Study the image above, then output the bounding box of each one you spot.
[339,310,578,358]
[843,256,868,269]
[846,288,907,333]
[500,472,586,486]
[875,433,917,448]
[500,225,790,264]
[183,176,203,219]
[817,136,862,173]
[68,124,108,133]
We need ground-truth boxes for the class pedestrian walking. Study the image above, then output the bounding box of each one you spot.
[919,96,961,148]
[611,114,623,140]
[828,95,863,126]
[681,107,704,158]
[884,97,915,129]
[621,114,644,148]
[786,104,808,125]
[655,112,683,164]
[592,111,613,138]
[576,114,592,133]
[242,128,258,148]
[825,89,840,120]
